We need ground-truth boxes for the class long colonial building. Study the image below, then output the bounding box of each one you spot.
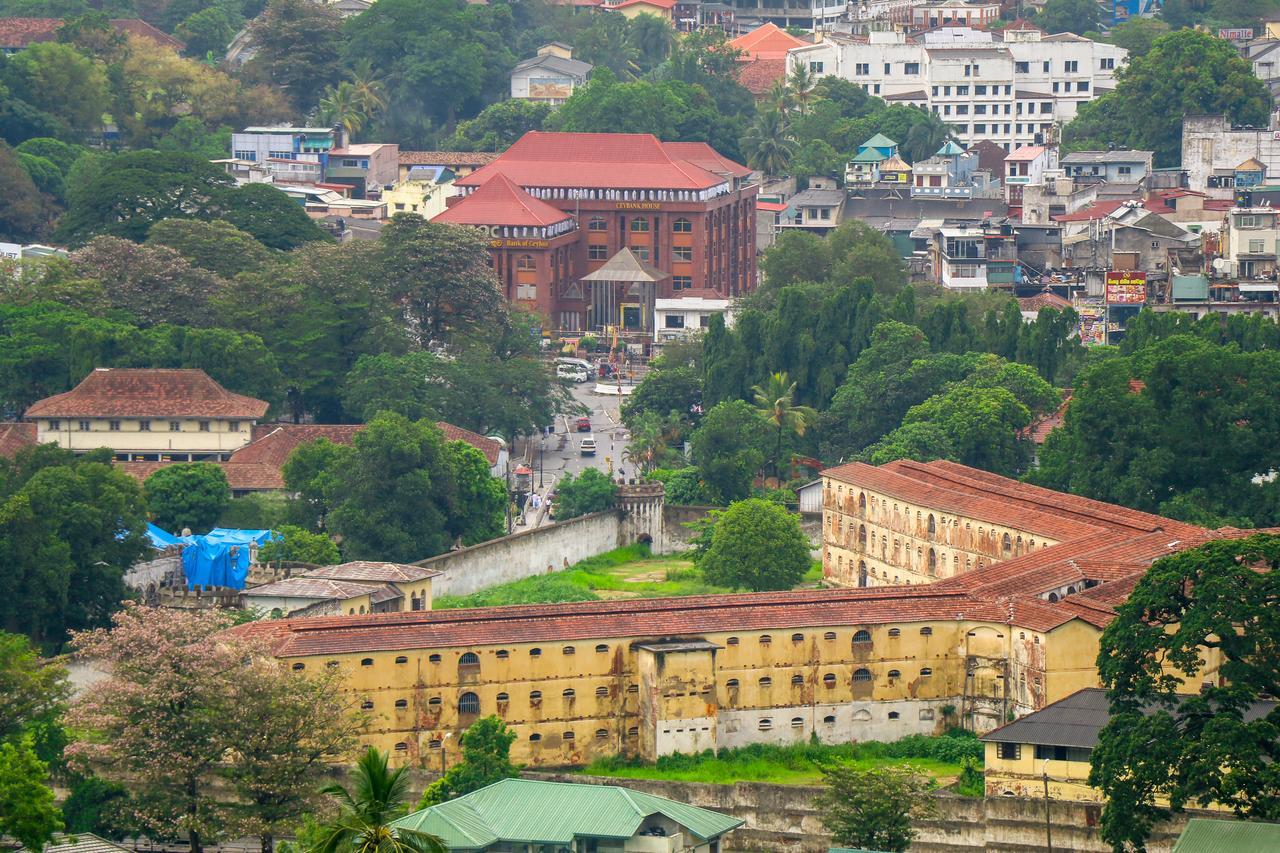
[433,131,757,338]
[238,461,1231,772]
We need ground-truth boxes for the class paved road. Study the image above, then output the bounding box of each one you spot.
[516,380,634,528]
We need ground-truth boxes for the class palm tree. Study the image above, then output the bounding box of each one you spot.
[623,415,668,476]
[628,14,674,70]
[751,371,817,481]
[766,78,793,114]
[348,59,388,119]
[317,81,366,137]
[786,62,818,116]
[740,110,796,178]
[904,107,955,163]
[311,748,445,853]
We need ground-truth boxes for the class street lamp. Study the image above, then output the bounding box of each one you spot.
[1042,758,1052,852]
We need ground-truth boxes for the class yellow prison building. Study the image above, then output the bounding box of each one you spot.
[238,461,1231,770]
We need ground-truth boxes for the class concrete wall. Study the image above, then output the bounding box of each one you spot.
[416,511,621,597]
[661,504,716,553]
[525,772,1205,853]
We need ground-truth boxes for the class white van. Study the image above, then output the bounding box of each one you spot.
[579,435,597,456]
[557,363,590,383]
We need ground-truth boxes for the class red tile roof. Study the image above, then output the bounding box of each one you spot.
[1017,290,1071,313]
[455,132,738,192]
[1006,145,1047,162]
[246,577,402,602]
[728,22,808,60]
[608,0,675,9]
[1020,390,1071,444]
[662,141,754,180]
[25,369,269,419]
[736,58,787,96]
[399,151,500,168]
[232,424,363,467]
[0,422,36,458]
[433,173,576,228]
[305,561,442,583]
[116,461,286,491]
[435,422,503,466]
[0,17,183,50]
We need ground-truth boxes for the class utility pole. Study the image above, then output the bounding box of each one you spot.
[1043,760,1053,852]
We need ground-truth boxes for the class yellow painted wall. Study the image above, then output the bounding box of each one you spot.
[35,417,256,456]
[983,742,1100,802]
[820,476,1058,587]
[615,5,672,21]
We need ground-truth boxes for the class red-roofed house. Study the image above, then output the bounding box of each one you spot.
[606,0,675,19]
[729,23,806,100]
[0,17,183,54]
[438,131,756,338]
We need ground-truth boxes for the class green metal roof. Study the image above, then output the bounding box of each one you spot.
[849,149,887,163]
[1172,818,1280,853]
[936,140,965,156]
[860,133,897,149]
[391,778,743,851]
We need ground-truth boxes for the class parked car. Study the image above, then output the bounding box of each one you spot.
[576,416,592,432]
[557,363,590,383]
[579,436,597,456]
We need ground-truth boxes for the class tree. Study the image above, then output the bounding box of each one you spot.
[313,747,446,853]
[379,216,505,348]
[0,631,70,746]
[70,237,226,327]
[146,218,273,278]
[1064,29,1271,166]
[145,463,231,533]
[445,99,552,152]
[623,413,671,476]
[419,716,519,807]
[630,14,674,70]
[16,151,64,200]
[1104,17,1169,59]
[869,385,1034,476]
[621,365,702,427]
[752,371,817,480]
[760,230,833,289]
[0,140,52,240]
[220,184,329,251]
[1088,535,1280,851]
[0,738,62,851]
[61,775,133,838]
[65,606,243,853]
[815,765,938,853]
[14,137,81,177]
[176,7,239,58]
[553,468,617,520]
[282,439,351,532]
[442,441,506,547]
[224,657,362,853]
[699,499,810,592]
[257,525,340,567]
[740,109,795,177]
[648,467,712,505]
[689,400,765,504]
[790,138,841,181]
[1,41,109,137]
[901,108,953,163]
[244,0,344,111]
[1036,0,1100,35]
[318,81,367,137]
[785,62,817,115]
[827,220,906,295]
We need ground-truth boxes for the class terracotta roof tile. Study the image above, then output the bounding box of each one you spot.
[455,132,736,191]
[728,23,808,60]
[304,561,442,583]
[399,151,500,168]
[435,422,502,466]
[0,422,37,458]
[434,173,576,228]
[246,577,401,602]
[0,17,183,50]
[662,142,754,179]
[232,424,362,467]
[116,461,285,491]
[1017,291,1072,313]
[26,369,269,419]
[736,58,787,96]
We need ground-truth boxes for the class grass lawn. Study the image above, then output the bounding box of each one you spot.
[434,545,823,609]
[577,736,983,786]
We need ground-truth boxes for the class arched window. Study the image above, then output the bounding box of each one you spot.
[530,648,542,657]
[562,646,575,655]
[888,628,901,638]
[562,731,575,741]
[496,692,509,702]
[726,679,739,688]
[791,717,804,729]
[672,217,692,233]
[596,686,608,696]
[595,644,609,653]
[858,493,867,517]
[529,690,542,702]
[562,689,575,699]
[360,700,374,710]
[458,692,480,714]
[928,549,937,576]
[920,626,933,636]
[852,709,872,721]
[394,655,408,664]
[852,629,872,644]
[853,668,872,682]
[459,652,479,675]
[823,673,837,687]
[428,654,441,663]
[395,699,408,709]
[516,254,535,271]
[759,634,772,645]
[588,216,607,231]
[291,662,305,671]
[726,636,739,645]
[394,742,408,751]
[629,218,649,232]
[888,711,900,720]
[529,733,542,742]
[360,658,373,667]
[823,715,836,724]
[791,632,804,643]
[758,719,773,731]
[428,698,442,709]
[759,676,773,687]
[1002,532,1013,556]
[326,660,339,669]
[791,674,804,685]
[596,728,609,739]
[627,726,638,737]
[928,514,936,537]
[1048,592,1060,602]
[496,649,509,659]
[358,606,365,614]
[888,669,901,679]
[920,667,933,677]
[824,631,837,640]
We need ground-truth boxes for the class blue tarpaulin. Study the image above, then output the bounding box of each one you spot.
[147,525,279,590]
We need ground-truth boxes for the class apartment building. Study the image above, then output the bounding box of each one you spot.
[911,0,1001,30]
[788,25,1126,150]
[1220,206,1280,282]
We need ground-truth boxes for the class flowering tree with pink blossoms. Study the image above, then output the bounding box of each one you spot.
[66,605,360,853]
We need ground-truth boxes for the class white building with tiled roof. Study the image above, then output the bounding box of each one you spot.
[787,25,1126,150]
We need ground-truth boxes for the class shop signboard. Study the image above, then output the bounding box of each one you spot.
[1076,301,1105,345]
[1105,271,1147,304]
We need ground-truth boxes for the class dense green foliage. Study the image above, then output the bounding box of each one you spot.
[816,765,939,853]
[257,525,340,567]
[1064,29,1271,166]
[1089,536,1280,850]
[699,499,812,592]
[419,716,519,807]
[144,463,231,533]
[553,468,617,521]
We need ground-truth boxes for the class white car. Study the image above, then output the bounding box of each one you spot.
[579,436,597,456]
[557,364,590,383]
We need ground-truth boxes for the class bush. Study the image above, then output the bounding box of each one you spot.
[434,574,601,609]
[257,524,340,566]
[554,468,617,520]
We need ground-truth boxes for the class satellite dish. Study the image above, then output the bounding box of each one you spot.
[1212,258,1228,272]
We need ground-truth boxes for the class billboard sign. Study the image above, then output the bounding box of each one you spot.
[1105,271,1147,304]
[1076,301,1105,345]
[1218,28,1255,41]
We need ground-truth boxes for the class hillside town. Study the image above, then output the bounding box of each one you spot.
[1,0,1280,851]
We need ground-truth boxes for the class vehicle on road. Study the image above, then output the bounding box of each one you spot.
[579,436,597,456]
[557,364,590,383]
[576,416,592,432]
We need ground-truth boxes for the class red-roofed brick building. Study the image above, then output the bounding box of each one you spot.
[438,131,756,338]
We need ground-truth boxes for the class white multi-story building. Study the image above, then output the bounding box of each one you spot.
[788,24,1126,150]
